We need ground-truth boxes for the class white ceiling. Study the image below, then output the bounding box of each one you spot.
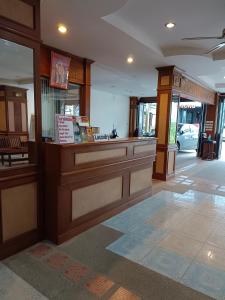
[41,0,225,96]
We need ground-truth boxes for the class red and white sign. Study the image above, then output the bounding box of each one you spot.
[55,114,74,144]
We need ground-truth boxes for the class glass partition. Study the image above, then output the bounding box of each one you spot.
[0,38,35,169]
[41,77,80,139]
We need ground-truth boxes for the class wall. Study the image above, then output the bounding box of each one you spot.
[90,88,129,138]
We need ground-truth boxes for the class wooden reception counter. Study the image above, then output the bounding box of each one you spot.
[44,137,156,244]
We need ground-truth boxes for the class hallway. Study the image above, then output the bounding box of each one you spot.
[1,157,225,299]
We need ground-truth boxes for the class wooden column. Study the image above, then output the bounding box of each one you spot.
[129,97,138,137]
[153,67,177,180]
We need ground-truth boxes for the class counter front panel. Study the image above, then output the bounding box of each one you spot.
[44,138,156,244]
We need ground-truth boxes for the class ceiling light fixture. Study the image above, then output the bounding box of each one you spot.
[127,56,134,64]
[165,22,176,29]
[58,24,67,34]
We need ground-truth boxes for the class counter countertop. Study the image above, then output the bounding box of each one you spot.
[47,137,157,148]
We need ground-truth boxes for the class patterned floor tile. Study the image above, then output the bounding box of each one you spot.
[85,275,114,297]
[28,243,52,257]
[108,287,141,300]
[64,262,89,282]
[181,262,225,299]
[46,252,69,269]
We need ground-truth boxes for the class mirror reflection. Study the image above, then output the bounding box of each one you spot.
[0,38,35,169]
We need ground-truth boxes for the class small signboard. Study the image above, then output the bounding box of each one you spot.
[55,114,74,144]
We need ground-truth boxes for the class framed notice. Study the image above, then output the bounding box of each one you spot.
[50,51,71,89]
[55,114,74,144]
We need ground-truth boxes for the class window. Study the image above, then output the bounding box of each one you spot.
[41,78,80,138]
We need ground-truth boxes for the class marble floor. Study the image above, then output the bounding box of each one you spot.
[104,190,225,299]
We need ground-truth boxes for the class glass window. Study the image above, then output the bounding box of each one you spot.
[41,77,80,139]
[0,38,35,169]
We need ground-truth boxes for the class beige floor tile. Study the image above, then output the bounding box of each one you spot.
[174,213,215,242]
[159,233,203,258]
[208,232,225,250]
[196,243,225,271]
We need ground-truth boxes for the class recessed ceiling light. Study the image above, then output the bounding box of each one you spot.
[165,22,176,29]
[127,56,134,64]
[224,76,225,79]
[58,24,67,34]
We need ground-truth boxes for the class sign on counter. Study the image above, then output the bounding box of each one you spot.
[55,114,74,143]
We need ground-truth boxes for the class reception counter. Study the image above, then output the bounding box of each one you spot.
[44,137,156,244]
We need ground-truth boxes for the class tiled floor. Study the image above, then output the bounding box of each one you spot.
[104,190,225,299]
[2,156,225,299]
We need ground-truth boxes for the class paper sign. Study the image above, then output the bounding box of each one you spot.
[55,114,74,144]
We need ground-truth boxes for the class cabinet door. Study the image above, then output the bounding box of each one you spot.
[0,101,7,131]
[8,101,15,132]
[14,101,22,132]
[21,102,27,132]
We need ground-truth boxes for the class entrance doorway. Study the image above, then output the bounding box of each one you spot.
[176,99,203,169]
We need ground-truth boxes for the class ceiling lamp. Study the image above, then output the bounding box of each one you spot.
[58,24,67,34]
[165,22,176,29]
[127,56,134,64]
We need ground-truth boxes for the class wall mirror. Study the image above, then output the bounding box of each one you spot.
[0,38,35,169]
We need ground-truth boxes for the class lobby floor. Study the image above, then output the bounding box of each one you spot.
[1,156,225,299]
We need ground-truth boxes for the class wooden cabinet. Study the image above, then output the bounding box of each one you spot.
[0,85,28,140]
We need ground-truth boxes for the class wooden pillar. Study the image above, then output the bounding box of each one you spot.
[80,59,92,119]
[129,97,138,137]
[153,66,177,181]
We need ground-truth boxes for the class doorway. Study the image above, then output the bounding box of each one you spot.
[176,99,203,169]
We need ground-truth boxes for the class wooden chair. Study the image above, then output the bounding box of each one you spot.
[0,136,28,167]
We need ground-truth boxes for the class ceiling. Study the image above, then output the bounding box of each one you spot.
[0,38,33,84]
[41,0,225,96]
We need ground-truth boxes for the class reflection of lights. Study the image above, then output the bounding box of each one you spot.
[127,56,134,64]
[58,24,67,34]
[207,250,214,259]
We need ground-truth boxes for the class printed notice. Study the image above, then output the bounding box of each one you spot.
[55,114,74,144]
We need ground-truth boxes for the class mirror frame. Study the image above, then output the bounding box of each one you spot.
[0,28,41,174]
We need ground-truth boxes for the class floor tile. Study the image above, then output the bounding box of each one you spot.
[64,262,89,283]
[181,262,225,299]
[207,230,225,250]
[141,247,191,280]
[0,263,48,300]
[196,243,225,271]
[108,287,141,300]
[46,252,69,269]
[159,233,203,258]
[28,243,52,258]
[106,234,154,262]
[85,275,114,297]
[174,213,215,242]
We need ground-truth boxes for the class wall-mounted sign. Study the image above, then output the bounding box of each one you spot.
[55,114,74,144]
[50,51,71,89]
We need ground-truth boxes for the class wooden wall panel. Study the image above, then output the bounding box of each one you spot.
[72,176,123,220]
[158,93,169,144]
[130,167,152,195]
[1,182,37,242]
[0,0,33,28]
